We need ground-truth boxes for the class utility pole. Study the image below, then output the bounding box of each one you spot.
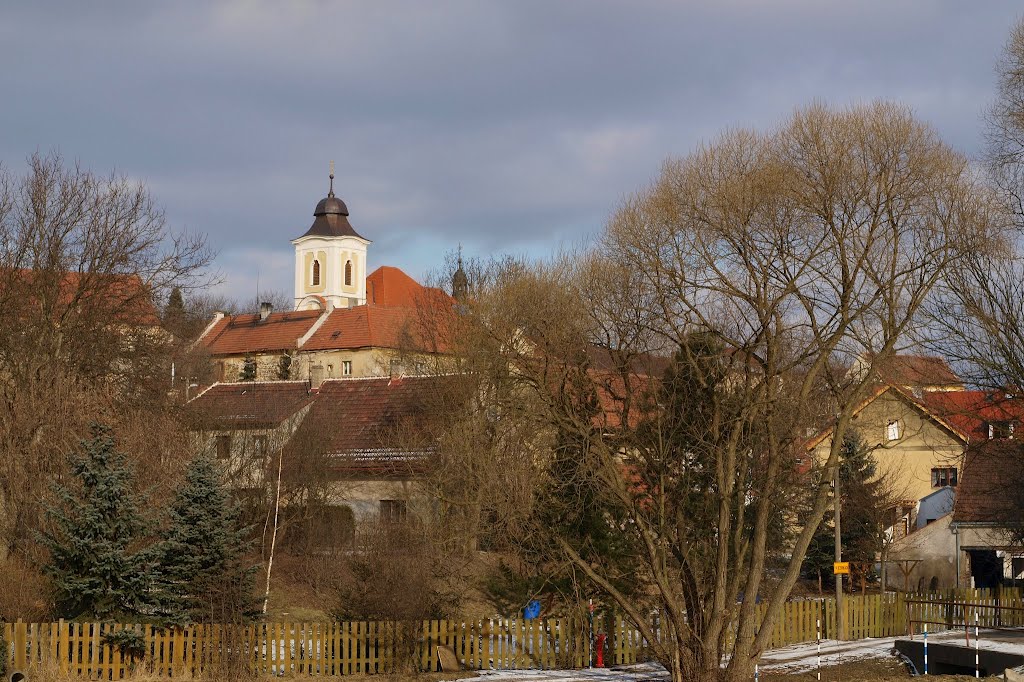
[834,461,845,641]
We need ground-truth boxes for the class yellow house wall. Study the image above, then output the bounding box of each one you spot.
[812,391,964,504]
[212,348,441,383]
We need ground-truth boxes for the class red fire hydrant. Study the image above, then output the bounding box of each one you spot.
[595,634,607,668]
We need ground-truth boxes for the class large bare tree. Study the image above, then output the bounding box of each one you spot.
[0,152,213,562]
[433,102,993,682]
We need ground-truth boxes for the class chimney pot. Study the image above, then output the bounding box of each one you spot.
[259,302,273,321]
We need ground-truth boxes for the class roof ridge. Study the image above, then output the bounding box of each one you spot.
[187,382,219,403]
[210,380,312,386]
[319,373,454,384]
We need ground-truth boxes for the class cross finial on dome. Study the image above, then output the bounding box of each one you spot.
[328,160,335,197]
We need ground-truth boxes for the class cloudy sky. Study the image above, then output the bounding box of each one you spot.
[1,2,1021,303]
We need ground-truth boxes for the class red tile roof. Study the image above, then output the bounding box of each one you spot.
[186,381,316,429]
[200,309,323,354]
[286,375,462,476]
[3,268,160,326]
[918,391,1024,444]
[953,439,1024,524]
[199,266,453,356]
[302,376,453,454]
[367,266,442,307]
[301,305,413,352]
[872,354,963,389]
[589,369,658,430]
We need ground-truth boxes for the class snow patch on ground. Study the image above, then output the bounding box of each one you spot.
[477,663,668,682]
[759,637,895,672]
[475,629,1024,679]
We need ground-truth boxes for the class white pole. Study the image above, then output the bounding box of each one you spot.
[924,623,928,676]
[816,618,821,682]
[975,611,980,678]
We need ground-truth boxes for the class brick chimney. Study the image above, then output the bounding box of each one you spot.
[259,301,273,322]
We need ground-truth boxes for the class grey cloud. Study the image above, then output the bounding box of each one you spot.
[0,1,1020,300]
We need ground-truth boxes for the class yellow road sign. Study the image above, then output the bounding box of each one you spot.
[833,561,850,575]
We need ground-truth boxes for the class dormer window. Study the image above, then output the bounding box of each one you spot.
[989,421,1015,439]
[886,420,901,441]
[345,260,352,286]
[312,259,321,286]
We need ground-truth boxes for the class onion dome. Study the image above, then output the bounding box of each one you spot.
[298,167,367,240]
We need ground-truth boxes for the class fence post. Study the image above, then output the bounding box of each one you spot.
[14,620,26,671]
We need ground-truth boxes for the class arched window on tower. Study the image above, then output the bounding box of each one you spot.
[345,260,352,286]
[312,259,321,286]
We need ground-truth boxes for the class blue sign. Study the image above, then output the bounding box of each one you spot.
[524,600,541,619]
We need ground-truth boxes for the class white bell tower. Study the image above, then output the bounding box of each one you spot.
[292,163,371,311]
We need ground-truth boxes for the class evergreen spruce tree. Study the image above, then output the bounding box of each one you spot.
[155,454,258,624]
[163,287,186,335]
[802,431,883,590]
[240,355,257,381]
[41,424,156,620]
[277,353,292,380]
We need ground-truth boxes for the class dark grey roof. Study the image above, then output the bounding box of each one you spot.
[297,192,367,240]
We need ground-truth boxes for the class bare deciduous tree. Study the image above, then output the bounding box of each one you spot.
[0,152,213,564]
[430,102,992,682]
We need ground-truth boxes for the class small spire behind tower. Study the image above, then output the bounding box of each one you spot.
[328,160,335,197]
[452,243,469,303]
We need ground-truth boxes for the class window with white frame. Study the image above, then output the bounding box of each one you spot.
[343,360,352,376]
[989,421,1015,439]
[931,467,957,487]
[886,420,901,441]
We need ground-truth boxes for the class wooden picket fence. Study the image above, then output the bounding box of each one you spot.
[5,589,1023,678]
[750,587,1024,649]
[2,616,645,679]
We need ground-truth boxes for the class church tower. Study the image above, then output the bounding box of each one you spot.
[292,165,371,311]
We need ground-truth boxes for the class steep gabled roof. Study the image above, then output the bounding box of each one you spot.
[200,309,323,355]
[186,381,316,429]
[3,268,161,326]
[282,375,462,477]
[953,439,1024,525]
[297,376,453,456]
[919,390,1024,444]
[366,266,451,308]
[870,354,963,390]
[804,384,970,451]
